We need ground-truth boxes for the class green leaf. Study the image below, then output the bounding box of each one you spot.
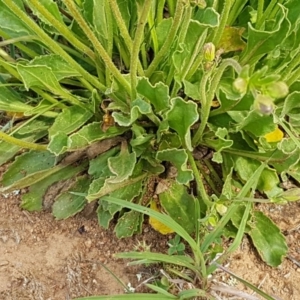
[159,182,195,234]
[0,129,47,166]
[113,98,154,127]
[249,211,288,267]
[88,147,120,178]
[1,150,56,189]
[0,0,33,37]
[156,149,193,184]
[0,86,33,113]
[17,64,66,94]
[47,131,68,155]
[68,122,127,150]
[21,164,85,211]
[166,97,198,151]
[137,77,170,113]
[234,110,276,137]
[234,157,280,194]
[101,195,200,258]
[107,146,136,183]
[29,54,80,80]
[25,0,63,31]
[48,106,93,136]
[241,5,290,63]
[115,210,142,238]
[74,294,177,299]
[52,176,91,220]
[207,127,233,163]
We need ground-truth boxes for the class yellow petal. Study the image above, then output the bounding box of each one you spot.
[149,200,174,235]
[264,127,284,143]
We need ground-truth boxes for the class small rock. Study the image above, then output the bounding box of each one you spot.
[84,239,92,248]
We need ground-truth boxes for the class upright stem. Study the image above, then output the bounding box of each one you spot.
[105,0,114,86]
[145,0,185,77]
[130,0,152,100]
[211,0,233,46]
[109,0,144,75]
[193,59,242,146]
[256,0,264,29]
[256,0,280,29]
[187,151,212,207]
[2,0,106,92]
[64,0,131,95]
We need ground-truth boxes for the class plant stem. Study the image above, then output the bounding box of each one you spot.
[130,0,152,100]
[64,0,131,95]
[145,0,184,78]
[0,131,47,151]
[187,151,212,207]
[196,161,220,196]
[2,0,106,92]
[156,0,165,25]
[109,0,144,75]
[0,58,67,110]
[192,59,242,146]
[203,159,223,186]
[105,0,114,87]
[27,0,96,62]
[211,0,233,46]
[191,70,212,146]
[227,0,248,25]
[256,0,264,29]
[282,53,300,84]
[256,0,280,29]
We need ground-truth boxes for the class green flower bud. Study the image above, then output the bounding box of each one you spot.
[254,94,274,115]
[233,77,248,94]
[265,81,289,99]
[203,43,215,62]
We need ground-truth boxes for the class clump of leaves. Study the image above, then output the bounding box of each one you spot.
[1,0,300,298]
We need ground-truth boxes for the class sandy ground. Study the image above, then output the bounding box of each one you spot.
[0,188,300,300]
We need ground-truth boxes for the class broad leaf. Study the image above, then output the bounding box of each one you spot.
[48,106,93,136]
[52,176,91,219]
[156,148,193,184]
[249,211,288,267]
[137,77,169,113]
[115,210,143,238]
[159,181,196,234]
[166,97,198,151]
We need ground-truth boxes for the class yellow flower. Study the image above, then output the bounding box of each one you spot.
[264,127,284,143]
[149,200,174,235]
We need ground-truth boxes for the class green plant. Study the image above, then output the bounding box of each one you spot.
[1,0,300,298]
[167,234,185,255]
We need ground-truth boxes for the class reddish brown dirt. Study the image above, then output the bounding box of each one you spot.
[0,188,299,300]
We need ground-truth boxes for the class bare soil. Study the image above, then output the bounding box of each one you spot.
[0,188,300,300]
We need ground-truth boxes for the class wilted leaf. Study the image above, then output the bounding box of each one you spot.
[149,200,174,235]
[217,26,246,53]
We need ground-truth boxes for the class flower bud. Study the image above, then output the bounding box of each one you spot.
[254,94,274,115]
[265,81,289,99]
[233,77,248,94]
[203,43,215,62]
